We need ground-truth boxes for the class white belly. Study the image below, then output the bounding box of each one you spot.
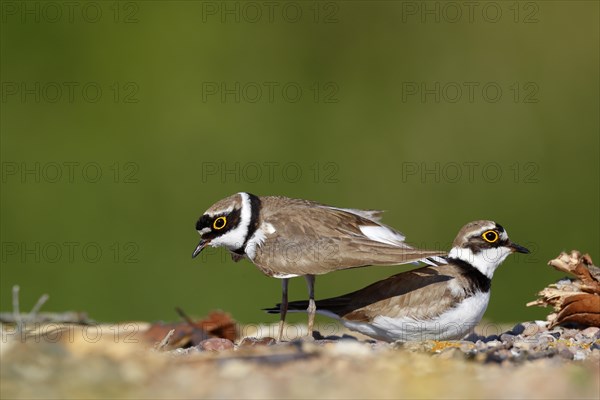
[341,291,491,342]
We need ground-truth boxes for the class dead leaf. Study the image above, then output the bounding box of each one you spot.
[528,250,600,328]
[143,310,237,350]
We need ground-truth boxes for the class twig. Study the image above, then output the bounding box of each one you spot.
[12,285,23,333]
[29,294,50,317]
[175,307,196,327]
[155,329,176,351]
[0,311,90,324]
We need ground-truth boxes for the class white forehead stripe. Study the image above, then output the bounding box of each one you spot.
[207,206,234,217]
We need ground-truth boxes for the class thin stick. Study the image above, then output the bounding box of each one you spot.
[175,307,196,326]
[155,329,175,351]
[12,285,23,333]
[29,294,49,318]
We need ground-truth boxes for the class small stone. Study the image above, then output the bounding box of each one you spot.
[532,336,550,351]
[199,338,234,352]
[581,327,600,338]
[500,333,516,345]
[463,333,484,343]
[534,320,549,328]
[539,333,559,343]
[509,323,526,335]
[520,321,547,337]
[475,340,487,351]
[561,329,579,339]
[513,341,533,351]
[484,335,500,343]
[547,331,561,339]
[486,340,502,348]
[575,333,596,346]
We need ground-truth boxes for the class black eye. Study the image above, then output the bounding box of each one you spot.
[213,216,227,230]
[482,230,499,243]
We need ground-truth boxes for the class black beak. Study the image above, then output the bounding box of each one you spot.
[509,242,530,254]
[192,239,209,258]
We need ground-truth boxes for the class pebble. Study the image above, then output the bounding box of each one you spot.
[475,340,488,351]
[500,333,516,345]
[533,336,550,351]
[444,324,598,363]
[232,322,600,364]
[580,327,599,338]
[547,331,561,339]
[560,329,579,339]
[486,339,503,348]
[520,321,547,337]
[510,323,526,335]
[463,333,484,343]
[483,335,500,343]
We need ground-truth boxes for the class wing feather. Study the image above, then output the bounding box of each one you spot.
[253,197,445,275]
[279,265,469,322]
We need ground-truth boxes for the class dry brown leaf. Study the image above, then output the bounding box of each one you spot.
[528,250,600,328]
[143,310,237,349]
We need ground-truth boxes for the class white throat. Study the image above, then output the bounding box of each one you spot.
[448,246,512,279]
[208,192,252,251]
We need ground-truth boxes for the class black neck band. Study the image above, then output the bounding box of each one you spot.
[237,193,261,253]
[446,257,492,293]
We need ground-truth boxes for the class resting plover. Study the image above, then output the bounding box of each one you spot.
[265,220,529,342]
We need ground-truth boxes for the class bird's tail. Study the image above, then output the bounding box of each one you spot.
[263,296,351,317]
[263,300,309,314]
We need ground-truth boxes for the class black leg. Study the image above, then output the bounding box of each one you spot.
[277,278,289,341]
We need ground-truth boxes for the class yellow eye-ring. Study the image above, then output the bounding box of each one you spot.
[482,230,499,243]
[213,216,227,230]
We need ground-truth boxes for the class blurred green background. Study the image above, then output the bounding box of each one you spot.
[1,1,598,327]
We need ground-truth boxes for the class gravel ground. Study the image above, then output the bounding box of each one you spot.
[1,321,599,399]
[404,322,600,363]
